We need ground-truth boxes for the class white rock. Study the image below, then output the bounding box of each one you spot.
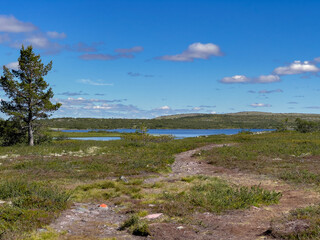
[143,213,163,219]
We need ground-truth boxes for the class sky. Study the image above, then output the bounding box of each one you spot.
[0,0,319,119]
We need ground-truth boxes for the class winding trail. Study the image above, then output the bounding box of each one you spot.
[50,144,320,240]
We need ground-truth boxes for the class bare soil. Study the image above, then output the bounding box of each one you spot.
[50,144,320,239]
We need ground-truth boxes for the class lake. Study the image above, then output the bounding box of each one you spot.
[64,128,274,141]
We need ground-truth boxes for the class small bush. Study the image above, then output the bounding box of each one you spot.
[0,179,70,239]
[295,118,320,133]
[119,214,150,236]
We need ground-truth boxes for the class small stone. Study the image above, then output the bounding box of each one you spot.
[119,176,129,183]
[177,226,184,230]
[148,204,155,207]
[143,213,163,219]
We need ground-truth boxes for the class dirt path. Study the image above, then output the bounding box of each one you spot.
[149,144,320,240]
[50,144,320,240]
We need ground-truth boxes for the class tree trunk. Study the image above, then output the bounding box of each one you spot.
[28,123,34,146]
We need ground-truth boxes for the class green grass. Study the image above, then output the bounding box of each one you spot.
[0,179,70,239]
[203,131,320,186]
[119,214,150,236]
[158,176,281,215]
[0,134,227,182]
[49,130,122,138]
[1,131,320,238]
[72,179,144,202]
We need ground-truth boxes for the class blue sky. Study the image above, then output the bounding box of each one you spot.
[0,0,319,118]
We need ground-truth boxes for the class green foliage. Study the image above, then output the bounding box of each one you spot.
[276,118,290,132]
[0,45,61,146]
[0,119,52,146]
[295,118,320,133]
[160,176,281,215]
[0,179,70,239]
[42,112,320,130]
[0,119,27,146]
[119,214,150,236]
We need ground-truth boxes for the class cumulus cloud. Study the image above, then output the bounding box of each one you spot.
[0,15,66,54]
[250,103,272,108]
[0,15,37,33]
[255,75,280,83]
[158,42,223,62]
[115,46,143,53]
[79,79,113,86]
[47,31,67,39]
[0,15,102,56]
[158,105,171,110]
[220,75,250,83]
[274,61,320,75]
[258,89,283,94]
[220,74,280,84]
[5,61,19,70]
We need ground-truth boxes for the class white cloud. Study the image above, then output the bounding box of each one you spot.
[47,31,67,39]
[193,107,202,111]
[250,103,272,108]
[314,57,320,63]
[255,75,280,83]
[220,74,280,84]
[220,75,250,83]
[0,15,37,33]
[158,105,171,110]
[26,36,51,48]
[79,79,113,86]
[159,42,223,62]
[274,61,319,75]
[5,61,19,70]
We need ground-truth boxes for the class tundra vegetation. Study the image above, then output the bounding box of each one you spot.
[0,126,319,239]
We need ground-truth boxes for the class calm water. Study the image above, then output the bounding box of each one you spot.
[63,128,273,141]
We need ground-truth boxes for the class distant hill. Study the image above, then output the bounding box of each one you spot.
[157,111,320,119]
[44,112,320,130]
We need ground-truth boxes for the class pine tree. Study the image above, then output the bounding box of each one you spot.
[0,45,61,146]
